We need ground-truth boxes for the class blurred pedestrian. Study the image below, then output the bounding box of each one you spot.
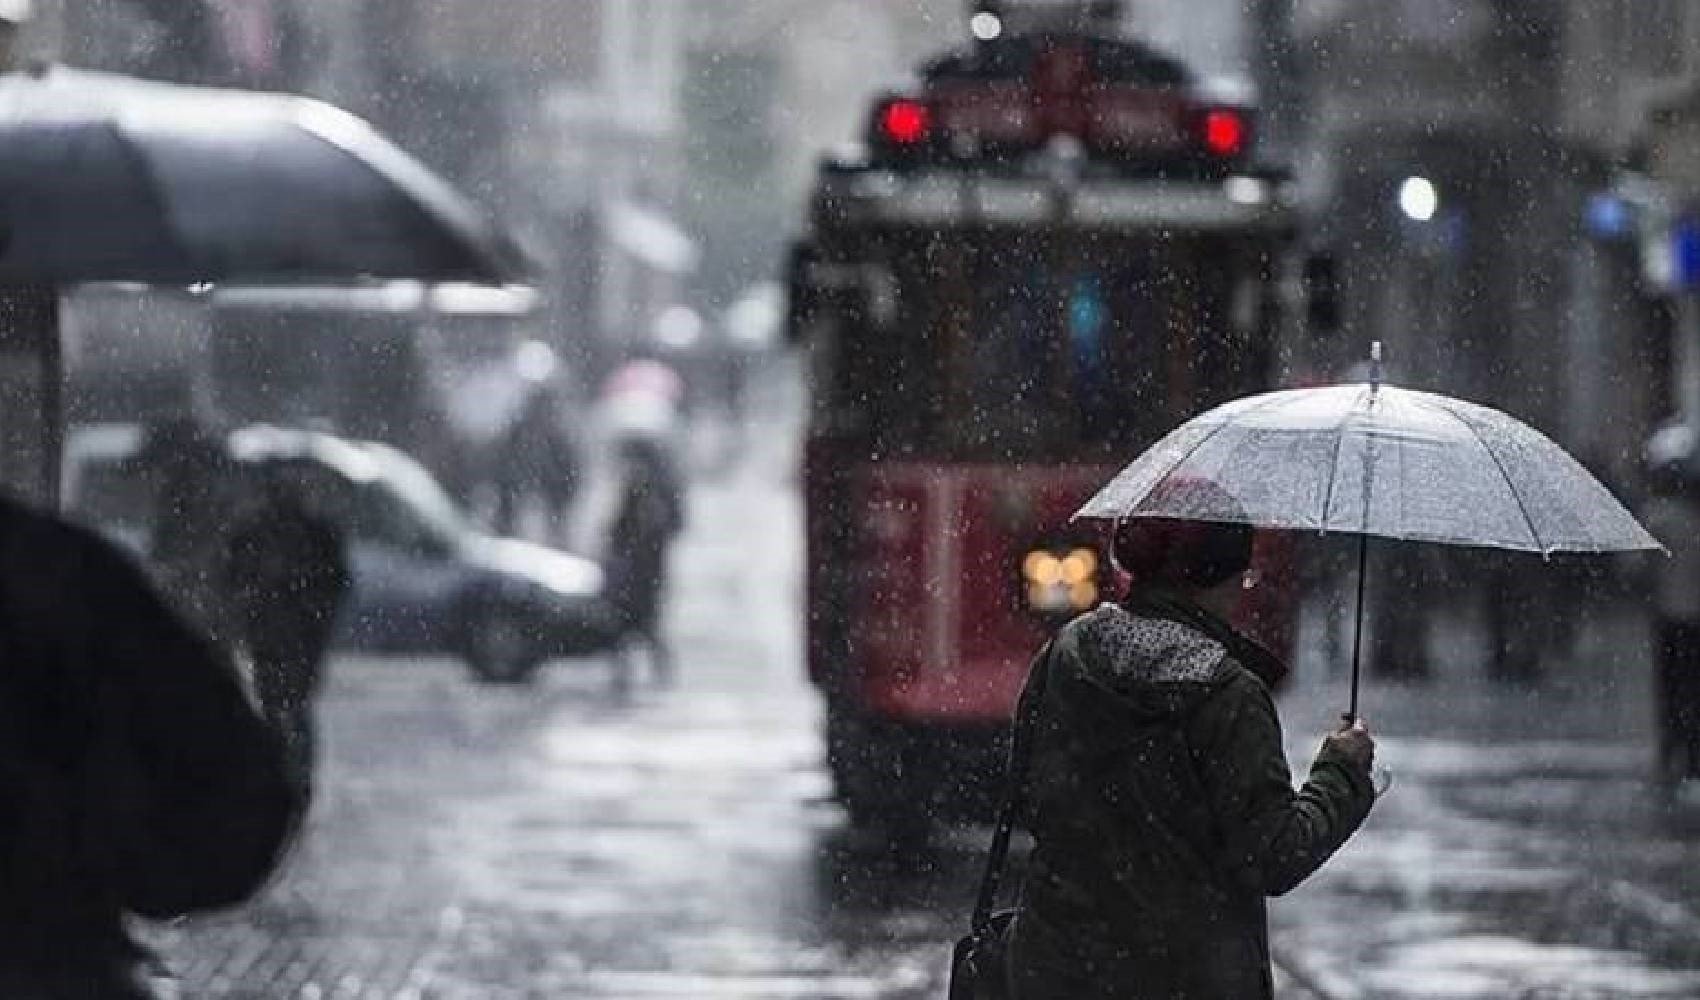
[136,417,238,646]
[493,385,583,546]
[600,358,686,450]
[603,434,685,695]
[1640,423,1700,795]
[222,477,351,800]
[1005,484,1377,999]
[0,492,298,997]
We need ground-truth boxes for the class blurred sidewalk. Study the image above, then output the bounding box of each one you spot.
[1269,593,1700,998]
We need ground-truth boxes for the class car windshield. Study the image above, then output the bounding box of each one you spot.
[362,448,473,545]
[70,457,152,532]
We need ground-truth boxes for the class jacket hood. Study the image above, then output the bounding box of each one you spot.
[1050,602,1238,722]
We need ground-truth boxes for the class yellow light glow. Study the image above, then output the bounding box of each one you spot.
[1070,581,1099,608]
[1060,551,1096,585]
[1023,551,1063,585]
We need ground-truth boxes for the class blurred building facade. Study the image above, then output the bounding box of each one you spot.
[301,0,693,373]
[26,0,311,88]
[1618,3,1700,433]
[1266,1,1692,682]
[1279,0,1684,490]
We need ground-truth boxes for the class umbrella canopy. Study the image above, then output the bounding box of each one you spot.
[0,65,526,286]
[1075,382,1660,555]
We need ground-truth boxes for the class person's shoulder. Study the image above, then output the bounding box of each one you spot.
[1056,603,1235,686]
[1053,603,1118,649]
[1203,656,1277,716]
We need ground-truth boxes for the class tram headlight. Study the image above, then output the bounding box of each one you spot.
[1021,546,1101,615]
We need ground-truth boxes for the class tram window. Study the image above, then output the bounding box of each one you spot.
[815,235,1264,460]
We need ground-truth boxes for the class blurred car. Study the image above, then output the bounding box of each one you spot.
[62,421,619,683]
[226,425,617,682]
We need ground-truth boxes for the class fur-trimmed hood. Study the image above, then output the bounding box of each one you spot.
[1049,602,1241,723]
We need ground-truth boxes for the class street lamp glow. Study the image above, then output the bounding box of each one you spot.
[970,11,1003,41]
[655,304,703,350]
[1399,176,1438,222]
[514,339,558,382]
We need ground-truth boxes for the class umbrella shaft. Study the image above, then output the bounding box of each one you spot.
[1347,532,1368,724]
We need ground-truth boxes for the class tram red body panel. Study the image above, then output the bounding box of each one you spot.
[805,450,1299,726]
[854,462,1109,722]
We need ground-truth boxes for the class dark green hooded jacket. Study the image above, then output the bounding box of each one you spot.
[1008,594,1375,999]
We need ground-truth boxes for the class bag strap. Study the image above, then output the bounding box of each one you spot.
[969,639,1054,935]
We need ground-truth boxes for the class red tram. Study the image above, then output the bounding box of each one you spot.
[786,16,1303,830]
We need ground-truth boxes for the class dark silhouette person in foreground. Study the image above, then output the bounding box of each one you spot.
[604,435,685,695]
[222,480,352,800]
[0,494,299,997]
[1008,491,1377,999]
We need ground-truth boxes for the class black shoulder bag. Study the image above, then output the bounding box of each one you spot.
[948,641,1052,1000]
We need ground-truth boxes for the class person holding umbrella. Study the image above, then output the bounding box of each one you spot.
[1004,478,1377,999]
[964,346,1658,998]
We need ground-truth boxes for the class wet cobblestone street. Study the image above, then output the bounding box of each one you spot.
[144,414,1700,999]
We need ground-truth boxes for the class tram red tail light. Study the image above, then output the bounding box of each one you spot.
[878,98,933,146]
[1197,107,1251,159]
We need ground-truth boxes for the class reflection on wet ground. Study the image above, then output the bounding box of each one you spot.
[1274,587,1700,998]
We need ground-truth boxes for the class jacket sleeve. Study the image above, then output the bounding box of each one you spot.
[1189,670,1375,897]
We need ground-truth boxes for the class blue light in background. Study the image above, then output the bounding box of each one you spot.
[1673,216,1700,292]
[1069,274,1108,402]
[1584,192,1634,242]
[1069,275,1107,350]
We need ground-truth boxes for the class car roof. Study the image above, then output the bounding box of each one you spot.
[227,424,400,485]
[64,421,146,462]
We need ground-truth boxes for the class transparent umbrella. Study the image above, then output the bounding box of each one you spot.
[1074,345,1662,719]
